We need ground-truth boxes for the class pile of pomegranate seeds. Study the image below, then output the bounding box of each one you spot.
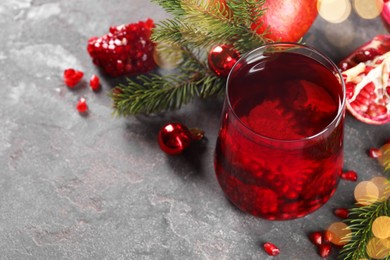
[63,68,102,114]
[63,68,84,88]
[308,231,332,258]
[87,19,156,77]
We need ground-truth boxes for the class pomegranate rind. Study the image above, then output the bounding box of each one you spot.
[340,35,390,125]
[339,35,390,71]
[342,52,390,125]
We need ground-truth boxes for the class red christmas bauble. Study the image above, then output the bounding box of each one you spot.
[208,44,240,77]
[158,123,193,155]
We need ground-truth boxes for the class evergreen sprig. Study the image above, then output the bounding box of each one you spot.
[339,200,390,260]
[112,0,267,116]
[339,142,390,260]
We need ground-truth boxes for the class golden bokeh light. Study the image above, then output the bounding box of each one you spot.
[354,181,380,205]
[370,176,390,201]
[380,238,390,249]
[326,222,352,246]
[317,0,352,23]
[153,43,183,70]
[366,237,390,259]
[353,0,384,19]
[372,216,390,239]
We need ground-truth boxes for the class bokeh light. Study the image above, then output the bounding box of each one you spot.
[354,181,379,205]
[326,222,352,246]
[353,0,384,19]
[153,43,183,70]
[370,176,390,201]
[317,0,352,23]
[372,216,390,239]
[366,237,390,259]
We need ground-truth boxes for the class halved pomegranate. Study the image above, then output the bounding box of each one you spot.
[339,35,390,125]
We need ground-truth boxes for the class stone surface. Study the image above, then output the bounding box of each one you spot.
[0,1,388,259]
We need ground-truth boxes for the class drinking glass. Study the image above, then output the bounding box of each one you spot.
[214,43,346,220]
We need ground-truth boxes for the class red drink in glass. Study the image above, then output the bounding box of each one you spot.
[214,43,346,220]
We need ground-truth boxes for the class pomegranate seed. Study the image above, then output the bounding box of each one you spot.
[368,148,382,158]
[263,242,280,256]
[333,208,349,219]
[365,82,376,93]
[64,68,84,88]
[341,171,358,182]
[76,97,88,113]
[89,74,100,91]
[356,94,370,105]
[309,231,323,246]
[318,243,332,258]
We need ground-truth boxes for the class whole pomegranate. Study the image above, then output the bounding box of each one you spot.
[217,0,318,42]
[253,0,318,42]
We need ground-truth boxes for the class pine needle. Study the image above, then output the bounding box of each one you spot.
[339,198,390,259]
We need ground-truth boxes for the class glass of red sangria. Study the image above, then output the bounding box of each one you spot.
[214,43,346,220]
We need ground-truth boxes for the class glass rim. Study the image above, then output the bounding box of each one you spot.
[225,42,347,143]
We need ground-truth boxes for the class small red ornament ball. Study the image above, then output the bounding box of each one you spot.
[158,123,193,155]
[208,44,240,77]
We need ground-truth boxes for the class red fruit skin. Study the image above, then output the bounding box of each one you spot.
[251,0,319,42]
[339,35,390,71]
[382,0,390,32]
[216,0,318,42]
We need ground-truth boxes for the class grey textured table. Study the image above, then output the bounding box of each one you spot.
[0,1,389,259]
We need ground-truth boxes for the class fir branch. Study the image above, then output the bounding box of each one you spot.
[151,0,184,16]
[113,73,198,116]
[339,199,390,260]
[381,143,390,178]
[112,71,224,116]
[113,0,268,115]
[178,0,267,52]
[228,0,266,27]
[153,19,221,53]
